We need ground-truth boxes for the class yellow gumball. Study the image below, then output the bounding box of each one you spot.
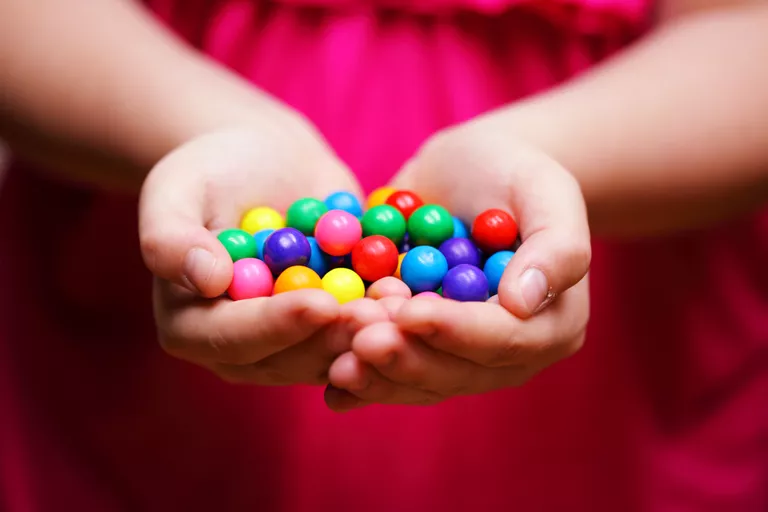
[366,186,396,210]
[240,207,285,235]
[321,268,365,304]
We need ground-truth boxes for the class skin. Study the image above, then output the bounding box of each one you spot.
[2,0,768,405]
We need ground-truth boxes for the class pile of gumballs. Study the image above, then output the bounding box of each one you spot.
[216,187,518,304]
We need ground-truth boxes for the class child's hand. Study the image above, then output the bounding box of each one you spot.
[139,125,383,385]
[324,121,592,410]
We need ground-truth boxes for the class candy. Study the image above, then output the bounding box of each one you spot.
[306,236,330,277]
[241,207,285,234]
[439,237,482,269]
[273,265,323,294]
[394,252,406,280]
[400,246,448,293]
[483,250,515,296]
[263,228,312,275]
[314,210,363,256]
[407,204,454,247]
[472,208,518,253]
[366,186,396,209]
[217,228,257,262]
[414,291,442,299]
[227,258,274,300]
[452,216,469,239]
[286,198,329,236]
[360,205,406,245]
[252,229,275,260]
[351,235,399,282]
[322,268,365,304]
[223,192,521,304]
[325,191,363,218]
[385,190,424,220]
[441,264,489,302]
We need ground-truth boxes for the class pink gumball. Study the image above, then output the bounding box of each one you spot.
[314,210,362,256]
[414,291,442,299]
[227,258,274,300]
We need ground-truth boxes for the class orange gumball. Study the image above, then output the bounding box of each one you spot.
[394,253,406,280]
[273,266,323,294]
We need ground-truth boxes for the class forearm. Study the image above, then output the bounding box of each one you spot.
[499,3,768,236]
[0,0,287,191]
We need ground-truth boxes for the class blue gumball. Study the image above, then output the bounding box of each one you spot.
[400,246,448,293]
[306,236,330,277]
[483,250,515,296]
[324,191,363,218]
[452,216,469,239]
[252,229,275,260]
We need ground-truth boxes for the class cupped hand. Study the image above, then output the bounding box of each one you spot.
[324,118,592,411]
[139,117,386,386]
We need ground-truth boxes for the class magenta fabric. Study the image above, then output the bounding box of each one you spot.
[1,1,767,510]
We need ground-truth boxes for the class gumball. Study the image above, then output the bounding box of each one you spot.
[252,229,275,260]
[414,291,442,299]
[483,250,515,296]
[285,198,328,236]
[400,246,448,293]
[240,206,285,234]
[360,205,407,245]
[472,208,518,253]
[385,190,424,220]
[399,232,411,253]
[394,252,406,280]
[217,228,257,262]
[322,268,366,304]
[314,210,363,256]
[325,191,363,218]
[408,204,454,247]
[452,216,469,239]
[351,235,399,282]
[263,227,312,275]
[273,266,323,294]
[442,264,489,302]
[227,258,274,300]
[366,186,396,209]
[306,236,330,277]
[438,237,481,269]
[328,253,352,269]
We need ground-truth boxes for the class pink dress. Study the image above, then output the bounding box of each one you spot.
[1,0,767,510]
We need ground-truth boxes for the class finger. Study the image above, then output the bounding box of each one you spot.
[157,285,339,365]
[366,277,412,300]
[139,143,233,298]
[351,322,526,396]
[220,298,390,385]
[377,296,408,320]
[327,351,442,408]
[497,153,591,318]
[394,282,588,368]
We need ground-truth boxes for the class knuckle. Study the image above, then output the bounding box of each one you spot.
[486,330,523,367]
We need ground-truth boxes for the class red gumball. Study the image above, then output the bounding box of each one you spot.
[385,190,424,220]
[472,208,518,253]
[351,235,399,282]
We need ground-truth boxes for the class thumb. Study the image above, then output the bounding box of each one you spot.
[139,154,233,299]
[497,162,591,319]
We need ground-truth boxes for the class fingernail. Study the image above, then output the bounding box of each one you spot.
[183,248,216,293]
[519,267,549,314]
